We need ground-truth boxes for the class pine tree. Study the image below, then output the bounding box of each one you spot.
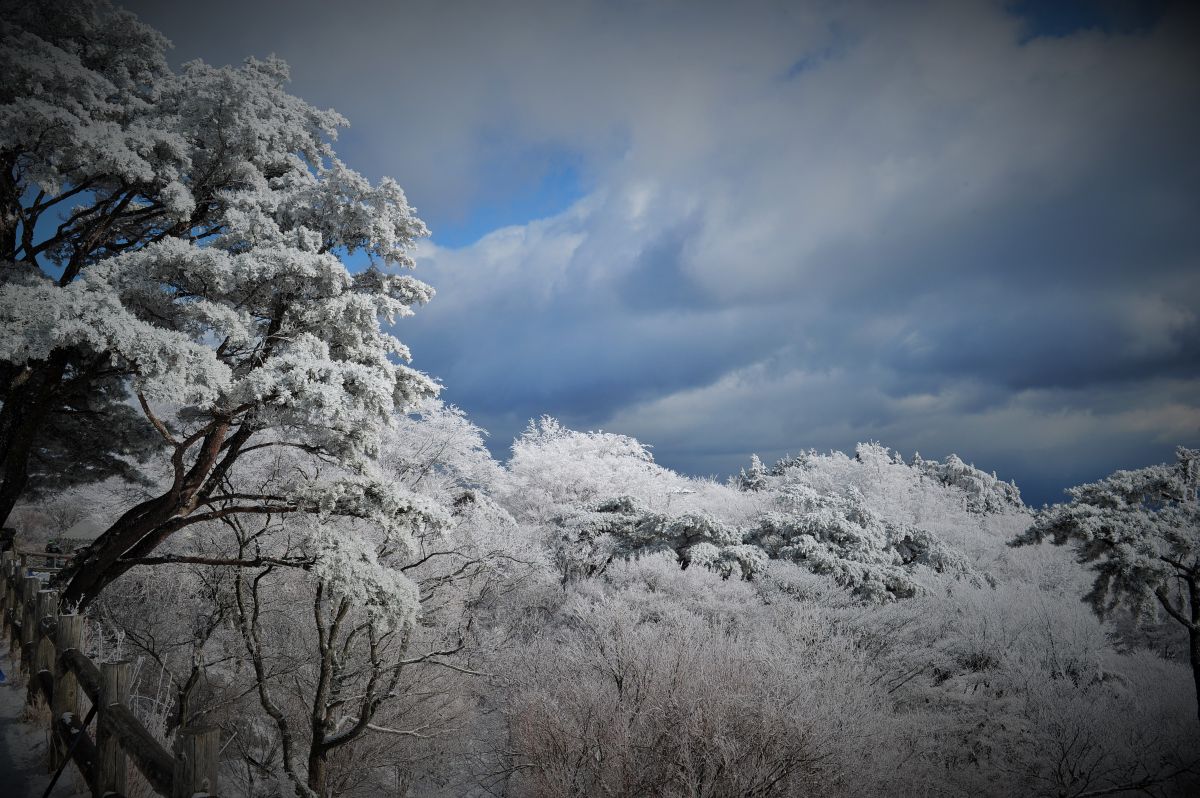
[1013,447,1200,722]
[1,0,439,606]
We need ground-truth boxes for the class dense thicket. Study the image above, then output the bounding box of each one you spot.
[16,417,1197,796]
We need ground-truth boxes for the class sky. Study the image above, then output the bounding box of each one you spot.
[122,0,1200,506]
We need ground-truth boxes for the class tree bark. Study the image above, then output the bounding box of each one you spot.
[1190,573,1200,730]
[57,422,232,607]
[0,354,68,527]
[306,749,328,797]
[57,492,181,607]
[0,152,19,262]
[1191,626,1200,729]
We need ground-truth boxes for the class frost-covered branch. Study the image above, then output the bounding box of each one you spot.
[365,723,436,739]
[118,554,311,570]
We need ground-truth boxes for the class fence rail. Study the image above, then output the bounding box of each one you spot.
[0,549,219,798]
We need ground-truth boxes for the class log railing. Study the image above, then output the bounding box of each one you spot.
[0,549,219,797]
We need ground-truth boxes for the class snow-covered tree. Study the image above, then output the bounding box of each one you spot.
[1013,447,1200,722]
[383,399,504,499]
[550,496,767,584]
[502,416,691,520]
[746,484,984,602]
[913,452,1023,514]
[0,0,439,607]
[0,0,181,522]
[88,417,530,797]
[733,453,768,492]
[763,444,1024,518]
[492,558,907,798]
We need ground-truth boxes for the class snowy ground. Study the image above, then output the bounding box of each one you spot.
[0,640,70,797]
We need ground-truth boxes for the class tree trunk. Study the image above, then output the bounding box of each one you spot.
[306,748,328,798]
[1192,620,1200,729]
[1190,576,1200,730]
[57,492,181,607]
[58,422,232,607]
[0,354,68,527]
[0,152,19,262]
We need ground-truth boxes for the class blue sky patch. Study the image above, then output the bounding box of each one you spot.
[1008,0,1172,41]
[430,145,586,249]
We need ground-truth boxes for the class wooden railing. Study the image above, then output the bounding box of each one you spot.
[0,549,219,797]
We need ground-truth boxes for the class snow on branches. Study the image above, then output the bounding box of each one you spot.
[0,0,442,605]
[912,452,1023,514]
[547,486,981,601]
[1013,447,1200,622]
[746,486,985,602]
[1012,446,1200,724]
[289,472,450,545]
[306,521,422,633]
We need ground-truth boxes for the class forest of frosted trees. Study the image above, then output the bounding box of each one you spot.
[1,2,1197,797]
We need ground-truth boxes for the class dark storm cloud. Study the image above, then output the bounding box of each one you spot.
[120,0,1200,504]
[618,220,713,313]
[889,302,1200,393]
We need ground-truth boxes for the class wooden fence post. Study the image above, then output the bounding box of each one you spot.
[34,591,57,671]
[173,726,220,798]
[96,660,131,797]
[19,575,39,673]
[51,614,83,770]
[6,560,20,655]
[29,590,58,711]
[0,551,12,636]
[0,553,13,640]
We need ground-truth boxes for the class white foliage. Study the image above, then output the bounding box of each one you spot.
[2,0,437,472]
[288,471,449,545]
[1016,447,1200,621]
[911,450,1023,514]
[511,421,989,601]
[306,522,420,633]
[383,399,505,498]
[503,416,695,528]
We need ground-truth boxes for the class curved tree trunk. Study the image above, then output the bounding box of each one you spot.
[57,492,181,608]
[57,421,234,608]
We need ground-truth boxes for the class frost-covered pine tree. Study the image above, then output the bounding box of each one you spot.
[0,0,179,522]
[0,0,440,607]
[734,453,768,492]
[1013,447,1200,721]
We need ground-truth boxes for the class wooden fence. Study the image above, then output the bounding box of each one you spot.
[0,549,219,797]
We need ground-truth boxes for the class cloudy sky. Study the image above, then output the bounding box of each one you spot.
[124,0,1199,505]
